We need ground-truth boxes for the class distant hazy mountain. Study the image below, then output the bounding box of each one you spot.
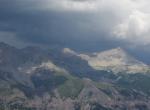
[0,42,150,110]
[63,47,149,74]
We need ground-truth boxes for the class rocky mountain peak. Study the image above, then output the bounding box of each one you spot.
[79,47,149,74]
[95,47,127,58]
[62,48,77,55]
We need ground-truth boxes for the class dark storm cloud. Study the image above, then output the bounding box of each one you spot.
[0,0,121,49]
[0,0,149,63]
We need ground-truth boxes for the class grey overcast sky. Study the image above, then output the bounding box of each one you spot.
[0,0,150,63]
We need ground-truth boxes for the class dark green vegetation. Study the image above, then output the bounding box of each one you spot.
[58,77,84,98]
[117,73,150,95]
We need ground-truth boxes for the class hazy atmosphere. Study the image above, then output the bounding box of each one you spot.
[1,1,150,110]
[0,0,150,63]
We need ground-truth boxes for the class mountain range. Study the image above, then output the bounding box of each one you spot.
[0,42,150,110]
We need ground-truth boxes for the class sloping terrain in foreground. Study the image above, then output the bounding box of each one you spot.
[0,42,150,110]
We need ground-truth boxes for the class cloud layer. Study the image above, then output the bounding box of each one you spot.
[36,0,150,46]
[0,0,150,63]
